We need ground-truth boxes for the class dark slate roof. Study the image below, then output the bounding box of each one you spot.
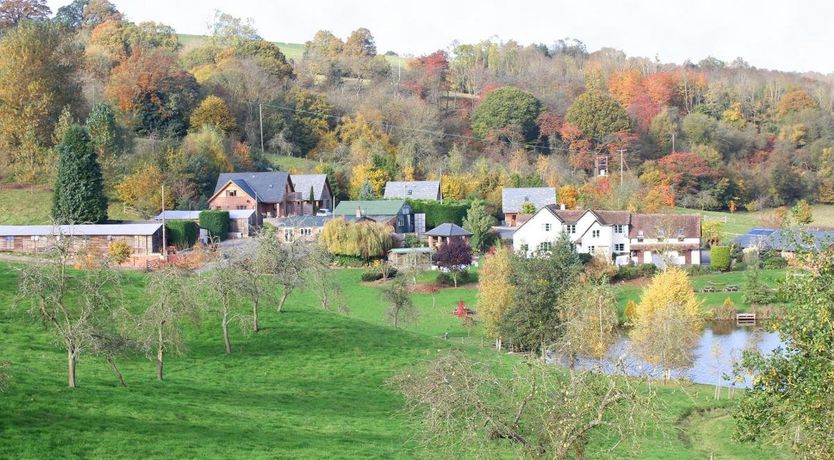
[425,223,472,237]
[0,224,162,236]
[213,172,290,203]
[628,214,701,239]
[334,200,406,217]
[384,181,441,200]
[502,187,556,213]
[271,215,364,228]
[735,228,834,252]
[290,175,329,201]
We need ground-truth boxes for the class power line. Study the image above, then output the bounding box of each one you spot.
[257,101,556,153]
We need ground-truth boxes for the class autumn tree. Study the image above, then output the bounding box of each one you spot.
[471,86,542,142]
[86,103,123,166]
[17,239,120,388]
[630,267,703,380]
[478,245,513,347]
[382,277,416,329]
[734,248,834,459]
[392,352,653,459]
[433,238,472,287]
[565,90,630,143]
[791,199,813,225]
[255,238,308,313]
[0,0,49,28]
[52,125,108,224]
[202,256,250,354]
[776,89,818,118]
[134,267,199,381]
[306,243,346,313]
[115,163,173,218]
[0,20,82,181]
[320,218,393,261]
[500,233,582,353]
[208,10,260,48]
[107,46,200,136]
[462,200,495,253]
[190,95,237,135]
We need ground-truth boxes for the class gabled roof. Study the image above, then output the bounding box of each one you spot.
[212,172,291,203]
[544,207,631,225]
[334,200,406,217]
[0,224,162,237]
[425,223,472,237]
[628,214,701,239]
[545,207,586,223]
[291,174,330,201]
[502,187,556,213]
[384,181,441,201]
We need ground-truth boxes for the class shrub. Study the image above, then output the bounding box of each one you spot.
[623,300,638,324]
[577,253,593,265]
[403,234,424,248]
[108,240,132,264]
[199,210,229,241]
[406,199,470,227]
[713,298,738,320]
[166,220,199,248]
[333,254,366,267]
[734,262,748,272]
[710,246,731,271]
[762,255,787,269]
[744,268,776,305]
[436,270,475,286]
[685,264,712,276]
[613,263,657,281]
[361,266,398,282]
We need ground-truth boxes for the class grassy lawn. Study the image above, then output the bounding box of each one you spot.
[0,261,792,458]
[263,153,321,174]
[676,204,834,238]
[614,268,787,314]
[0,189,143,224]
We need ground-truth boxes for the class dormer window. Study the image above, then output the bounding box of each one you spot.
[637,230,644,242]
[677,228,685,241]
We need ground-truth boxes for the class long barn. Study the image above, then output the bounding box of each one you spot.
[0,224,163,256]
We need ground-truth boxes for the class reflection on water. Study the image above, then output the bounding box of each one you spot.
[557,323,784,388]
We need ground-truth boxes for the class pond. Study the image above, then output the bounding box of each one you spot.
[554,322,784,388]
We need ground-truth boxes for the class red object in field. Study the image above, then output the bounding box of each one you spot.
[455,301,467,318]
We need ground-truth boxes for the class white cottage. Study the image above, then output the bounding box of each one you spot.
[512,206,701,267]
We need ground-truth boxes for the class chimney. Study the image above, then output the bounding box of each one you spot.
[560,203,566,210]
[355,206,362,218]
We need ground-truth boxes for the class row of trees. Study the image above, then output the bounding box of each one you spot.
[15,229,342,386]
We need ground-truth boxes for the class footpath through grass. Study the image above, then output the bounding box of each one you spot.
[0,262,792,458]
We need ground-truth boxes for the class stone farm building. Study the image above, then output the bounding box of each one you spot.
[512,207,702,267]
[0,224,163,256]
[501,187,557,227]
[383,181,441,201]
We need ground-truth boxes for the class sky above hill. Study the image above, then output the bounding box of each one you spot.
[48,0,834,74]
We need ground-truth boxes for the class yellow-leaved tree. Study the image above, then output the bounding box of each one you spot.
[190,95,237,135]
[477,245,513,348]
[116,163,174,218]
[630,267,703,380]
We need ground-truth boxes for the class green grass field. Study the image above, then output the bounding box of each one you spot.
[0,189,143,225]
[263,153,322,174]
[676,204,834,238]
[0,261,793,458]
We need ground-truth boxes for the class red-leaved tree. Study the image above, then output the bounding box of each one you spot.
[433,238,472,288]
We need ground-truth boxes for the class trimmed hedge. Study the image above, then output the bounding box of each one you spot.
[710,245,732,271]
[407,199,470,227]
[166,220,199,249]
[199,210,229,241]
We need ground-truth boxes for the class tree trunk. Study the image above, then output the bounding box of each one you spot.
[107,356,126,387]
[276,289,290,313]
[156,324,165,381]
[452,272,458,288]
[253,302,259,332]
[67,346,77,388]
[222,311,232,354]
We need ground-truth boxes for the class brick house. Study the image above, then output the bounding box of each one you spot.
[209,172,298,218]
[501,187,557,227]
[0,224,163,256]
[289,174,334,215]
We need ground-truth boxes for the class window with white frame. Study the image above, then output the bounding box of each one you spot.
[592,229,600,238]
[614,224,625,234]
[637,230,644,242]
[227,189,237,197]
[520,244,529,253]
[284,228,293,241]
[538,241,552,252]
[615,243,625,252]
[567,224,576,234]
[544,222,552,232]
[300,228,312,236]
[588,245,595,254]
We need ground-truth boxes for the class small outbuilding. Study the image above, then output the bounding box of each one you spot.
[425,223,472,249]
[388,247,434,271]
[0,224,163,255]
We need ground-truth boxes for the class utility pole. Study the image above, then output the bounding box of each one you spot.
[671,132,676,153]
[259,103,265,154]
[618,148,626,188]
[161,185,167,259]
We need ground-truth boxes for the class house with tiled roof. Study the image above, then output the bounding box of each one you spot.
[512,206,702,267]
[383,181,441,201]
[209,172,297,218]
[290,174,333,214]
[501,187,557,226]
[333,200,415,233]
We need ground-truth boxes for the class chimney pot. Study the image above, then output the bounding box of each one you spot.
[560,203,566,210]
